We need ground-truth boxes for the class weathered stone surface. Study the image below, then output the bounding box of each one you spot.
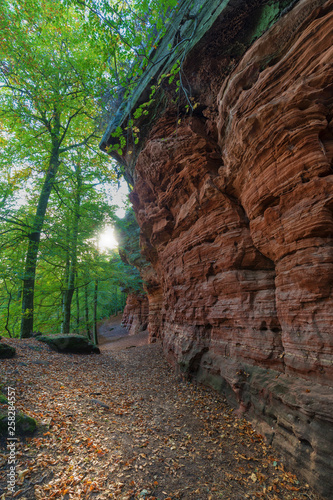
[103,0,333,496]
[0,412,37,436]
[0,393,37,436]
[216,0,333,384]
[37,335,100,354]
[122,293,149,335]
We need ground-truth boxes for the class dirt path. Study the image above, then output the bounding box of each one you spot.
[0,334,320,500]
[97,315,149,352]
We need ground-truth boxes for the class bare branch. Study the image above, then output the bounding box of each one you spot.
[58,106,84,146]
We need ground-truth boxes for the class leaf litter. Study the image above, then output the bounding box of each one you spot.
[0,337,322,500]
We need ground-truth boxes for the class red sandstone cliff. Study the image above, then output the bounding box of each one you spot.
[102,0,333,496]
[121,293,149,335]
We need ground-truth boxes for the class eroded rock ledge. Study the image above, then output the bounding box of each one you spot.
[122,292,149,335]
[102,0,333,496]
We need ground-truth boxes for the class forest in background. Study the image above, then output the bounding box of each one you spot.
[0,0,177,339]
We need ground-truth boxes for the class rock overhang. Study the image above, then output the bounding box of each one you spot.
[100,0,295,182]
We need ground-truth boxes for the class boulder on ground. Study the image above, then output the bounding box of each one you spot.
[0,342,15,359]
[0,410,37,436]
[0,394,37,436]
[37,334,100,354]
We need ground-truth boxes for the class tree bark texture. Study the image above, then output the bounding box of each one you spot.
[20,147,60,338]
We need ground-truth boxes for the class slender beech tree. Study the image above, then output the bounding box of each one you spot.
[61,161,82,334]
[93,279,98,345]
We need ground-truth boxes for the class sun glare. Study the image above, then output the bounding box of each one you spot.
[98,226,118,251]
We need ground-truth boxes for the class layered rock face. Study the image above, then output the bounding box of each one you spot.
[121,293,149,335]
[128,0,333,496]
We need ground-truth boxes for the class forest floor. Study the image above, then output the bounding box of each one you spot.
[0,318,321,500]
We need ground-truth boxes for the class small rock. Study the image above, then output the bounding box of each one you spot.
[89,399,110,409]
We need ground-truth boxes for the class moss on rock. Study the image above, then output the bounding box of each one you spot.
[37,334,100,354]
[0,410,37,436]
[0,342,15,359]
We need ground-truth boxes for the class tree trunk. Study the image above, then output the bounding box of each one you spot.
[62,162,82,334]
[61,224,70,334]
[75,271,80,333]
[93,279,98,345]
[114,285,118,315]
[62,287,75,334]
[4,280,12,338]
[85,283,90,338]
[20,147,60,338]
